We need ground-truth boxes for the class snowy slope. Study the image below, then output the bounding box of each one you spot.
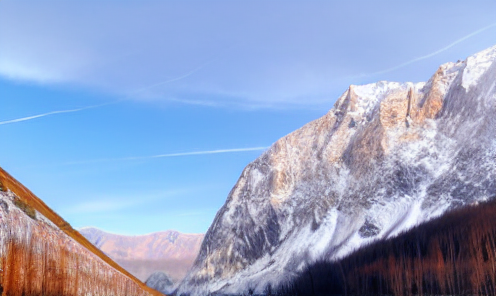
[178,45,496,296]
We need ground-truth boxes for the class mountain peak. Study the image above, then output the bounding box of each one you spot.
[178,44,496,296]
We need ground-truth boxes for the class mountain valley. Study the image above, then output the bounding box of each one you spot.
[1,42,495,296]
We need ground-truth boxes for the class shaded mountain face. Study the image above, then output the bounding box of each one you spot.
[178,45,496,295]
[0,168,161,296]
[80,227,203,282]
[146,271,175,295]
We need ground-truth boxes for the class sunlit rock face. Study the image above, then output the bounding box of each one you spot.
[178,45,496,296]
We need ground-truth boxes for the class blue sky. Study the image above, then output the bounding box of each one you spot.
[1,1,495,235]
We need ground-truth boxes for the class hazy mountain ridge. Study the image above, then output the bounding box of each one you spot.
[0,168,161,296]
[80,227,203,282]
[178,45,496,295]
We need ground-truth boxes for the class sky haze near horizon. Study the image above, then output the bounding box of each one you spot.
[1,0,495,235]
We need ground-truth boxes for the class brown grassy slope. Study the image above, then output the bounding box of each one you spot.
[0,167,163,296]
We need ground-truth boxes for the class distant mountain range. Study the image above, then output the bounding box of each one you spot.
[79,227,203,284]
[178,44,496,295]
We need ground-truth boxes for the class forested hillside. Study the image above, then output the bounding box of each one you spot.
[279,197,496,296]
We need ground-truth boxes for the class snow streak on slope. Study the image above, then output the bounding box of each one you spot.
[178,45,496,296]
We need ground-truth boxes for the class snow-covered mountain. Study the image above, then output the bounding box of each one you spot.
[178,45,496,295]
[80,227,203,283]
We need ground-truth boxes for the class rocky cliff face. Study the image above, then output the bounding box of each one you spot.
[80,227,203,282]
[178,45,496,295]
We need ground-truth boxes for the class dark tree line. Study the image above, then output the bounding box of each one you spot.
[277,198,496,296]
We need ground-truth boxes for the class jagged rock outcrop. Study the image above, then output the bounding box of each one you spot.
[146,271,175,295]
[80,227,203,282]
[178,45,496,295]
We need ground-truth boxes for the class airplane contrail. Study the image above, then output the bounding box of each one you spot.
[63,147,268,165]
[0,100,122,125]
[356,22,496,78]
[139,147,268,159]
[132,58,217,94]
[132,43,241,94]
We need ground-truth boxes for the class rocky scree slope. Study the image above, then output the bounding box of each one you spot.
[80,227,203,282]
[178,45,496,295]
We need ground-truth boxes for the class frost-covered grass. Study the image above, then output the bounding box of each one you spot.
[0,190,158,296]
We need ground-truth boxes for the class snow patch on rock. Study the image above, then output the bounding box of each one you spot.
[462,45,496,91]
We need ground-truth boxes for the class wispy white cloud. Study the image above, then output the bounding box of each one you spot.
[2,2,495,109]
[0,100,121,125]
[62,189,184,215]
[355,22,496,78]
[63,147,268,165]
[64,199,136,214]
